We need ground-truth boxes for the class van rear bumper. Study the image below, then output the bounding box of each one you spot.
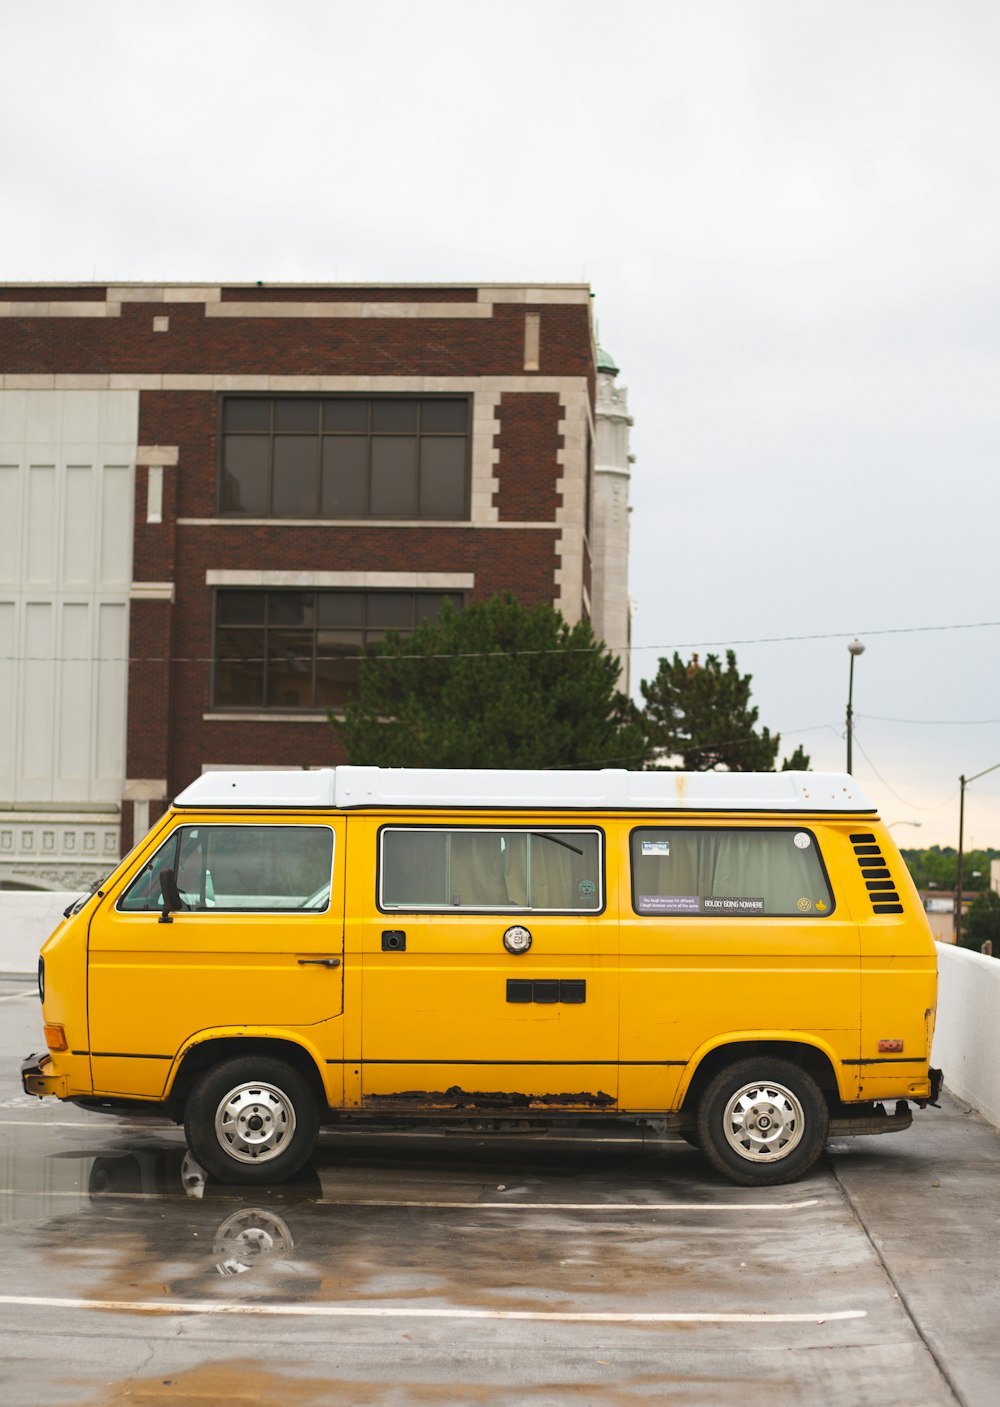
[21,1051,69,1099]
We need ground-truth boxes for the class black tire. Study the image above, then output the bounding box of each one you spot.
[184,1055,320,1185]
[695,1057,828,1187]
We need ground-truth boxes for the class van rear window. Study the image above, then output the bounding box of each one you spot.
[379,828,603,912]
[630,828,833,918]
[117,825,334,913]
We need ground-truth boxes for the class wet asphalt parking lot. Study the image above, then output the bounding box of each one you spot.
[2,972,999,1407]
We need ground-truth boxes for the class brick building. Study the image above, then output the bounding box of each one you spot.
[0,282,632,890]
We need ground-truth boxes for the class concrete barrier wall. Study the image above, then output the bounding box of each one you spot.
[0,893,76,976]
[933,941,1000,1129]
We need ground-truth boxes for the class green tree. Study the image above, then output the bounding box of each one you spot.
[961,888,1000,954]
[780,744,812,772]
[899,846,957,891]
[638,650,810,772]
[332,594,649,770]
[900,847,997,892]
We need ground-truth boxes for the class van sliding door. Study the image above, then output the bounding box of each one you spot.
[355,819,620,1113]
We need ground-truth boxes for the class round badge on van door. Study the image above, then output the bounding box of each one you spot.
[503,925,533,954]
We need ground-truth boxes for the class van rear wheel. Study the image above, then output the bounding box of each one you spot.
[695,1057,828,1187]
[184,1056,319,1185]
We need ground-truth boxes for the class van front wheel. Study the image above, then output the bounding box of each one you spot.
[184,1056,319,1185]
[695,1058,828,1186]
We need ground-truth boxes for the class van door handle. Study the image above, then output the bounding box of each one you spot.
[297,957,341,968]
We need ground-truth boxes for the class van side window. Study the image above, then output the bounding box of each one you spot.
[380,828,603,912]
[117,825,334,913]
[630,828,834,918]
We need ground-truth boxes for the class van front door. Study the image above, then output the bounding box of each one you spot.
[355,818,619,1114]
[87,817,346,1099]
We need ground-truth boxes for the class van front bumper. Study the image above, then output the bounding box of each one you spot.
[21,1051,69,1099]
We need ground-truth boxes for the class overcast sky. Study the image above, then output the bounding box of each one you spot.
[3,0,999,847]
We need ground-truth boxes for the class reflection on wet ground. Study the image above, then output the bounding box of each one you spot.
[5,1122,876,1325]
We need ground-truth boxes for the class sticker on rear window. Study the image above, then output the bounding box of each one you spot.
[704,896,765,915]
[637,894,698,914]
[641,839,670,856]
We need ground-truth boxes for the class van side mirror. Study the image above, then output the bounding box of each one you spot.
[159,867,183,924]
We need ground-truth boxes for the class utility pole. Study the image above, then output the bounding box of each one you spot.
[955,759,1000,945]
[845,639,865,774]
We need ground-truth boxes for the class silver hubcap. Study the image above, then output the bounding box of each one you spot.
[721,1080,805,1163]
[214,1080,296,1164]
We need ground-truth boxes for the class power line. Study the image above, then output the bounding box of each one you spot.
[850,729,960,812]
[4,615,1000,668]
[629,617,1000,653]
[859,713,1000,727]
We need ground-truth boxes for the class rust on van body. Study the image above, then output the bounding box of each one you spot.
[363,1085,617,1110]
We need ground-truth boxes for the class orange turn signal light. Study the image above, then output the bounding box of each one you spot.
[43,1023,68,1052]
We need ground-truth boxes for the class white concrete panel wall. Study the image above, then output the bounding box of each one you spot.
[0,891,77,973]
[0,390,138,806]
[0,603,14,784]
[933,942,1000,1129]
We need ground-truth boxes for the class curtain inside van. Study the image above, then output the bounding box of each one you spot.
[380,829,602,911]
[630,828,832,917]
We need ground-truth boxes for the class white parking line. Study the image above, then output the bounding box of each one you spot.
[0,1118,180,1129]
[0,1293,865,1325]
[0,991,33,1002]
[318,1197,821,1211]
[0,1186,818,1212]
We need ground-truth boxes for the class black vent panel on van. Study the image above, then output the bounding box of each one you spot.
[507,980,586,1005]
[852,840,904,914]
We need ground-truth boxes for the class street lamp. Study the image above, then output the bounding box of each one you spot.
[845,639,865,774]
[888,820,922,830]
[955,761,1000,945]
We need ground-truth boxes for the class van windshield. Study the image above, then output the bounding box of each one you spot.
[63,875,114,918]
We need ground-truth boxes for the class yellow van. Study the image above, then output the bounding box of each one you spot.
[22,767,941,1187]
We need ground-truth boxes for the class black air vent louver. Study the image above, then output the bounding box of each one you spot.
[850,833,903,914]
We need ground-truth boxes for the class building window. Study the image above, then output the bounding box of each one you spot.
[219,396,470,519]
[214,589,463,711]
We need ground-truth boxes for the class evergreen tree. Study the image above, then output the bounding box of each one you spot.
[332,594,648,770]
[780,744,812,772]
[638,650,809,772]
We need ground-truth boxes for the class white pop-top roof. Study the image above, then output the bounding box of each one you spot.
[174,766,875,813]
